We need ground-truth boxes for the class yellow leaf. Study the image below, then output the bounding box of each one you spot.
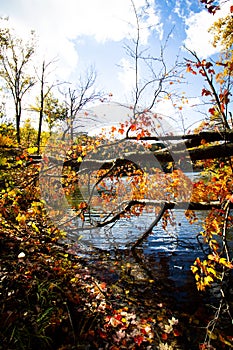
[31,222,39,232]
[204,275,214,285]
[206,267,217,276]
[191,266,198,274]
[219,257,227,265]
[27,146,38,154]
[207,330,217,340]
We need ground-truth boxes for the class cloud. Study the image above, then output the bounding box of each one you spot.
[154,99,176,118]
[183,1,230,57]
[117,58,136,98]
[174,0,193,20]
[0,0,161,80]
[184,11,218,57]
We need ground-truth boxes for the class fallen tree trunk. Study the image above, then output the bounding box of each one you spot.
[154,142,233,162]
[40,141,233,173]
[127,130,233,147]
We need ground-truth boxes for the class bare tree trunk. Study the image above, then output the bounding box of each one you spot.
[37,61,45,153]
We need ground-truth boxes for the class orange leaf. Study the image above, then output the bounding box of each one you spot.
[186,64,197,75]
[130,124,137,131]
[100,282,107,290]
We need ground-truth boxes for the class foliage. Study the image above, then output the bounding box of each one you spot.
[0,17,35,144]
[0,122,16,146]
[186,52,232,129]
[1,1,233,349]
[0,139,191,350]
[184,4,233,347]
[38,91,68,135]
[191,160,233,289]
[209,6,233,49]
[20,119,39,148]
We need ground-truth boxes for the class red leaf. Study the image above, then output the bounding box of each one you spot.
[173,328,181,337]
[115,314,122,321]
[209,107,215,115]
[99,329,108,339]
[134,335,144,346]
[205,62,213,69]
[202,89,212,96]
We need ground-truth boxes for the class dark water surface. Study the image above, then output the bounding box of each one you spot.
[66,207,208,312]
[64,202,233,348]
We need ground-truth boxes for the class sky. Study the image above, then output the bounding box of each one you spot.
[0,0,231,133]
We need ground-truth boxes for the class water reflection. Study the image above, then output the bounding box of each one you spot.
[66,208,207,311]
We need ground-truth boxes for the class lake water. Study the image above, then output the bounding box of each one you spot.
[66,172,199,249]
[61,171,233,347]
[65,194,209,296]
[64,172,206,288]
[63,170,233,306]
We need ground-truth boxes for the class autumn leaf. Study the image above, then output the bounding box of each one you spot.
[134,335,144,346]
[130,124,137,131]
[110,317,122,327]
[186,64,197,75]
[208,107,216,115]
[161,333,168,340]
[173,329,181,337]
[99,329,108,339]
[201,88,212,96]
